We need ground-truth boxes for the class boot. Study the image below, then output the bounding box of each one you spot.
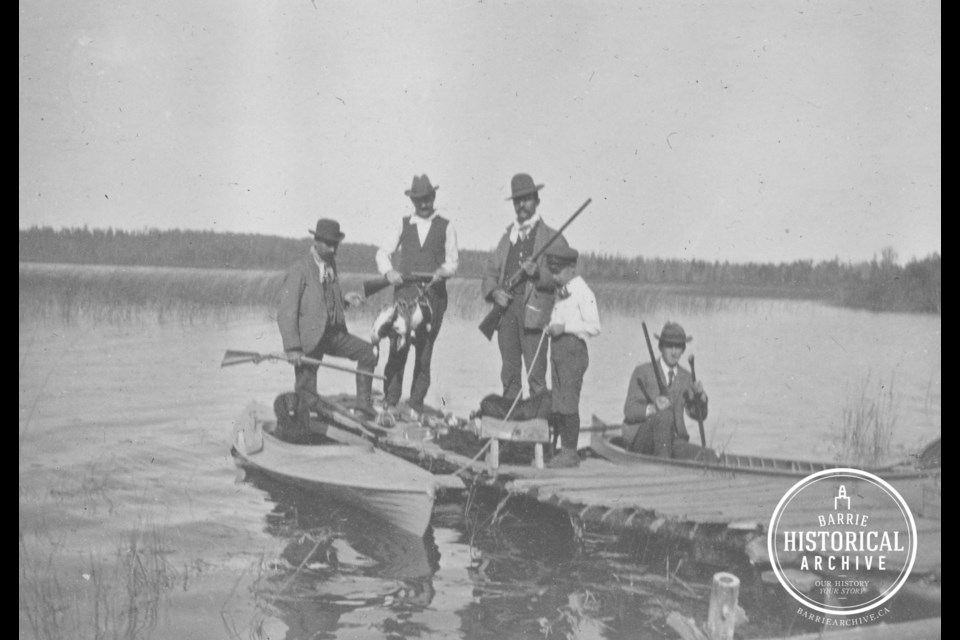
[353,373,377,420]
[547,448,580,468]
[547,415,580,468]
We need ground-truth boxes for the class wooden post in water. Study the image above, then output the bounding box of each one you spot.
[487,438,500,469]
[706,572,740,640]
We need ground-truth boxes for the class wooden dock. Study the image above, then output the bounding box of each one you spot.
[314,396,941,578]
[377,431,941,577]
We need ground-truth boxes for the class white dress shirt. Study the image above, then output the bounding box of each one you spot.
[549,275,601,341]
[376,212,460,276]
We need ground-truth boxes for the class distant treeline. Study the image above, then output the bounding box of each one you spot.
[19,226,940,313]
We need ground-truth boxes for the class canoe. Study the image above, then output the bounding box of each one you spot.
[231,402,439,537]
[588,416,940,479]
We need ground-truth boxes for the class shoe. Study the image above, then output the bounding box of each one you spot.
[546,449,580,469]
[351,401,378,421]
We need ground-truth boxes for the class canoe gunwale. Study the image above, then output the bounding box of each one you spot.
[588,417,939,480]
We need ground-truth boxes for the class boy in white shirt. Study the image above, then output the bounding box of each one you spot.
[544,246,601,468]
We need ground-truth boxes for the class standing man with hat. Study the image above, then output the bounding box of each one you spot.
[543,245,600,468]
[481,173,569,401]
[376,175,459,418]
[278,218,378,426]
[622,321,710,459]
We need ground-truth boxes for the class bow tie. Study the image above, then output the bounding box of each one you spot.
[557,285,570,300]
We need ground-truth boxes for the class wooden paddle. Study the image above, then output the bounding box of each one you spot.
[220,350,386,381]
[688,354,707,448]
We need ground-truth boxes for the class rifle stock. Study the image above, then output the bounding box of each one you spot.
[477,197,592,340]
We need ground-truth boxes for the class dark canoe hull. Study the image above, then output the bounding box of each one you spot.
[588,416,938,480]
[232,403,437,537]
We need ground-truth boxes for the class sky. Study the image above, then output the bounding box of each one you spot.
[19,0,940,264]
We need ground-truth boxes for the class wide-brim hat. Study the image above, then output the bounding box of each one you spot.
[545,245,579,267]
[308,218,346,243]
[505,173,544,200]
[404,174,439,199]
[655,321,692,346]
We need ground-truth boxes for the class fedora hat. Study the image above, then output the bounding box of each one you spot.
[404,174,439,199]
[655,321,693,346]
[505,173,544,200]
[308,218,346,243]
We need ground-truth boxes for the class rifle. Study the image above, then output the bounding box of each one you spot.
[362,272,435,298]
[220,350,386,381]
[641,322,668,395]
[688,354,707,447]
[478,198,592,340]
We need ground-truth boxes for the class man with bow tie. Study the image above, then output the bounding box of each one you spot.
[376,175,460,418]
[278,218,378,431]
[481,173,569,401]
[543,245,600,468]
[622,321,710,459]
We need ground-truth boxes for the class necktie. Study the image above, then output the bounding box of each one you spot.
[668,368,675,388]
[558,285,570,300]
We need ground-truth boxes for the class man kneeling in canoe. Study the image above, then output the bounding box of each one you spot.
[622,322,714,460]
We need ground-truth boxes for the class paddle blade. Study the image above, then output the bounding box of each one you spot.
[220,350,264,367]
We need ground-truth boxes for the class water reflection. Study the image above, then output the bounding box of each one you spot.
[242,468,439,639]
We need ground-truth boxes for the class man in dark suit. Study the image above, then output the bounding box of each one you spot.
[278,218,378,427]
[622,321,710,459]
[481,173,568,400]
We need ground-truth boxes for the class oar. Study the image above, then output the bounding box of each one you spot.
[688,355,707,448]
[220,350,386,381]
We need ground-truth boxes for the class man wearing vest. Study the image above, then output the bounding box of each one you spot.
[278,218,378,428]
[622,321,713,459]
[376,175,460,418]
[481,173,569,401]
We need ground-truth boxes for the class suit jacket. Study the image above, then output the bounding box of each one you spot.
[480,219,568,329]
[622,361,708,441]
[277,252,344,354]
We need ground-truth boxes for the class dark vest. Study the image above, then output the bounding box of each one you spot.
[396,216,448,303]
[321,262,346,332]
[504,224,537,313]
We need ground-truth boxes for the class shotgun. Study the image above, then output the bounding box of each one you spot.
[362,272,436,298]
[478,198,592,340]
[220,350,386,381]
[641,322,667,395]
[688,354,707,447]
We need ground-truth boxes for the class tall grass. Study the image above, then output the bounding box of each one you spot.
[835,374,898,467]
[20,522,178,640]
[20,263,795,327]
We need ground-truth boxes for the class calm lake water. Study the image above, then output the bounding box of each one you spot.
[19,296,940,639]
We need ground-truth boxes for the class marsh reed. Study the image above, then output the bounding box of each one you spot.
[20,263,786,327]
[835,373,899,467]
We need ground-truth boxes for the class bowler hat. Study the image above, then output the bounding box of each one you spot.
[505,173,544,200]
[405,174,439,199]
[655,322,693,346]
[545,245,579,266]
[308,218,346,243]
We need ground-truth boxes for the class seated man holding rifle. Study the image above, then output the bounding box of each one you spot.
[375,175,459,418]
[622,321,715,460]
[480,173,570,401]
